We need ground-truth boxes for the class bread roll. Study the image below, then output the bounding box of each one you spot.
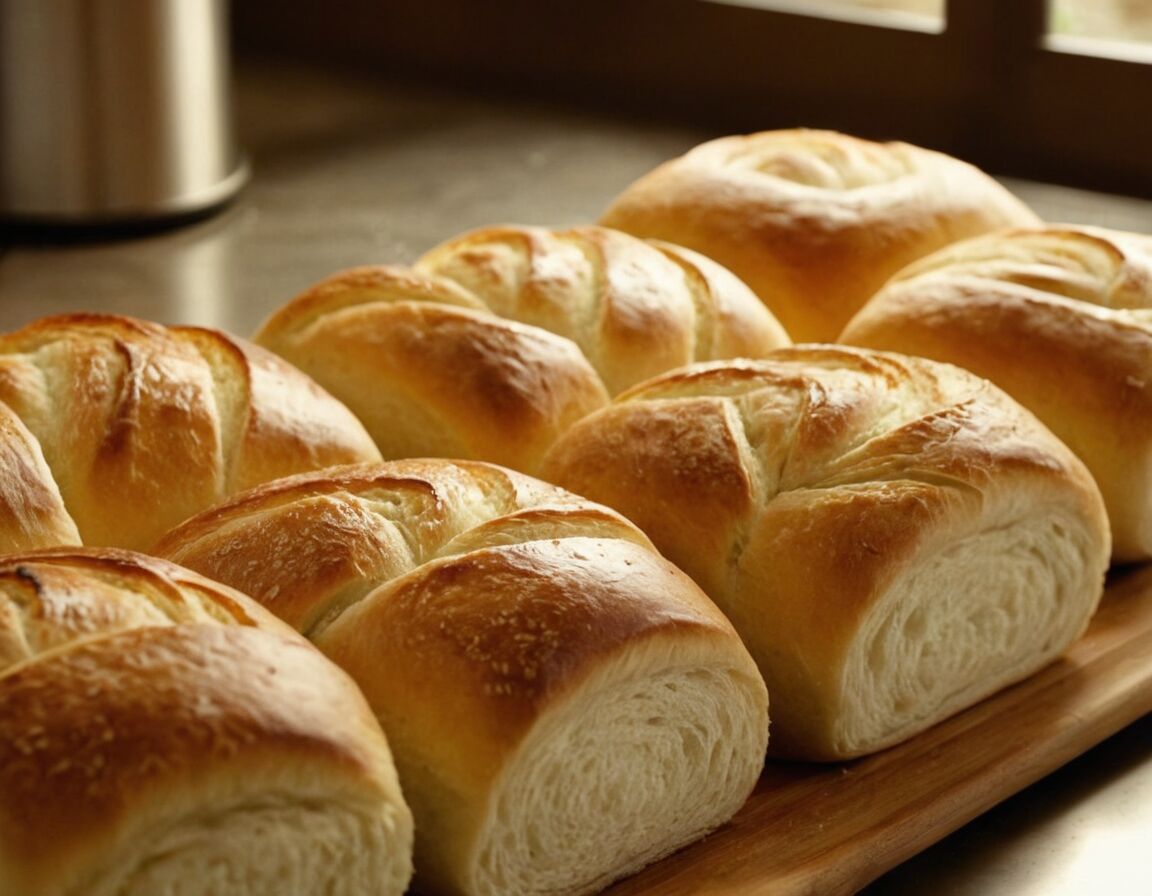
[252,266,610,475]
[154,459,769,896]
[840,224,1152,561]
[541,346,1111,760]
[0,313,381,551]
[415,223,790,395]
[600,129,1041,342]
[254,227,788,475]
[0,548,413,896]
[0,400,81,551]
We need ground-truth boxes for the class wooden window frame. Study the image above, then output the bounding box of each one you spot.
[236,0,1152,195]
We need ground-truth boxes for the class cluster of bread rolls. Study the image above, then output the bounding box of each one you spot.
[541,346,1110,758]
[154,459,769,896]
[254,225,790,473]
[0,125,1138,895]
[841,224,1152,561]
[0,308,772,895]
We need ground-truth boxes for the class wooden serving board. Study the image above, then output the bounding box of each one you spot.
[607,564,1152,896]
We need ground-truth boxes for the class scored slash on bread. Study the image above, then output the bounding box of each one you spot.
[541,345,1111,760]
[253,265,611,476]
[0,548,414,896]
[600,128,1041,343]
[414,224,790,395]
[253,224,790,475]
[841,224,1152,561]
[154,458,770,896]
[0,313,382,552]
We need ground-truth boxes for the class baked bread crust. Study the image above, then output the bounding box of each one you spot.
[541,346,1111,759]
[255,226,789,475]
[155,459,770,896]
[416,223,790,395]
[841,224,1152,560]
[253,266,610,475]
[0,400,79,551]
[0,313,381,551]
[0,548,413,896]
[600,129,1040,342]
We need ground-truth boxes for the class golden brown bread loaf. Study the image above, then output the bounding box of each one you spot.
[415,223,790,395]
[253,225,789,474]
[541,346,1111,760]
[0,400,81,551]
[0,313,382,552]
[600,129,1041,342]
[0,548,413,896]
[840,224,1152,561]
[252,265,610,475]
[154,459,770,896]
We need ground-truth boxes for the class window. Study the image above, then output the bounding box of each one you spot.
[234,0,1152,194]
[689,0,1152,193]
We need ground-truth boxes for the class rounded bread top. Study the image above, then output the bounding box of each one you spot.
[0,547,409,896]
[541,344,1111,602]
[0,313,381,551]
[840,224,1152,558]
[869,223,1152,312]
[255,227,788,473]
[254,265,611,474]
[599,129,1041,342]
[154,458,756,756]
[416,223,790,396]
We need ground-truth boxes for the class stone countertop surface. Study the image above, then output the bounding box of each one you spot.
[2,58,1150,896]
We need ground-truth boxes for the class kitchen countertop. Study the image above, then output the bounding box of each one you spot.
[2,58,1150,894]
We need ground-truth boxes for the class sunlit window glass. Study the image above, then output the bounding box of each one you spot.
[1049,0,1152,46]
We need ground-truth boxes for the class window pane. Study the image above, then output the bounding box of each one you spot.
[818,0,943,16]
[1049,0,1152,46]
[717,0,944,31]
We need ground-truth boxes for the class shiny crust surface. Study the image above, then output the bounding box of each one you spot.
[255,267,609,475]
[255,225,788,475]
[0,313,381,552]
[416,224,790,395]
[154,461,738,704]
[600,129,1040,342]
[541,345,1111,757]
[0,547,412,896]
[0,402,80,552]
[156,458,767,893]
[841,225,1152,559]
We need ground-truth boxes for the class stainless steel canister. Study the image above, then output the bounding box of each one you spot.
[0,0,247,225]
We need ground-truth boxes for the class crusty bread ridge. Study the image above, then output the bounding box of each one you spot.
[0,313,382,552]
[0,547,413,896]
[415,223,790,395]
[0,399,81,551]
[541,345,1111,759]
[600,128,1041,342]
[254,225,789,475]
[155,458,770,896]
[253,265,610,476]
[841,224,1152,561]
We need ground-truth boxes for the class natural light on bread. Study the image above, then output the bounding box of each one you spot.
[0,313,381,552]
[0,548,413,896]
[600,129,1040,342]
[542,345,1111,759]
[154,459,769,896]
[415,224,790,395]
[841,224,1152,561]
[254,226,789,475]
